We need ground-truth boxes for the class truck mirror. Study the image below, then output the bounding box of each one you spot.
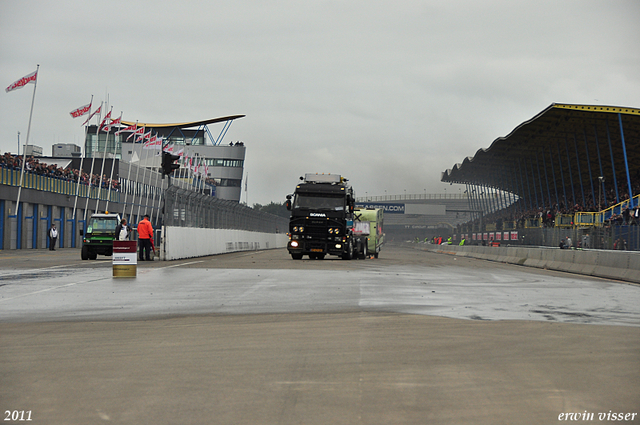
[285,200,292,210]
[79,229,84,236]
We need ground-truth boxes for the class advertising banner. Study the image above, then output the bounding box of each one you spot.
[356,203,405,214]
[113,241,137,277]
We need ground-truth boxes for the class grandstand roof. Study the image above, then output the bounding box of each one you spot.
[121,114,245,129]
[441,103,640,202]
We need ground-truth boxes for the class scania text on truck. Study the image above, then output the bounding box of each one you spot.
[285,173,365,260]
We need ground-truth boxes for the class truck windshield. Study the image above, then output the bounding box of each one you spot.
[88,218,118,231]
[293,194,344,211]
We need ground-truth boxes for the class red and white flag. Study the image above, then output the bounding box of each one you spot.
[136,130,151,142]
[192,157,201,174]
[99,110,112,130]
[70,103,91,118]
[102,115,122,132]
[143,136,161,150]
[127,126,145,141]
[82,104,102,126]
[115,124,137,136]
[5,69,38,93]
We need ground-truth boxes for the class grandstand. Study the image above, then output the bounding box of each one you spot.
[441,103,640,250]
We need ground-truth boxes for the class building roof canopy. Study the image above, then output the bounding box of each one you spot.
[441,103,640,201]
[121,114,245,129]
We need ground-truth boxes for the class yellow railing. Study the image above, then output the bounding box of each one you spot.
[525,217,542,228]
[458,194,639,232]
[503,221,517,230]
[554,214,574,228]
[600,194,639,223]
[574,212,599,227]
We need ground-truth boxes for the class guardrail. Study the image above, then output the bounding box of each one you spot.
[413,243,640,284]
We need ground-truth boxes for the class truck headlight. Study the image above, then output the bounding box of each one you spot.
[290,241,299,248]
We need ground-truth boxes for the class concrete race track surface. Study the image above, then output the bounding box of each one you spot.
[1,245,638,424]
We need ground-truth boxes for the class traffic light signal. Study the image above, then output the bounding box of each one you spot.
[161,150,180,175]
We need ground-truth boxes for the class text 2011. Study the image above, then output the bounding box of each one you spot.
[4,411,32,421]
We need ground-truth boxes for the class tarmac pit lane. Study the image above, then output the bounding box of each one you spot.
[1,263,638,326]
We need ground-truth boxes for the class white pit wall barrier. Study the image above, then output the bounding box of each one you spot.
[162,226,289,260]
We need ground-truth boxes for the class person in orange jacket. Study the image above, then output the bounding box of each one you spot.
[137,214,154,261]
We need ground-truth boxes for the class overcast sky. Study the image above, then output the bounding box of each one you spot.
[1,0,639,205]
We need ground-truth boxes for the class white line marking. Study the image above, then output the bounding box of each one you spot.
[154,260,205,269]
[0,277,107,302]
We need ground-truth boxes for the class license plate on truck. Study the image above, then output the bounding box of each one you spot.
[311,248,323,252]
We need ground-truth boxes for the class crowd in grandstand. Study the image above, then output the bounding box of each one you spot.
[1,153,120,191]
[469,180,640,230]
[1,152,218,193]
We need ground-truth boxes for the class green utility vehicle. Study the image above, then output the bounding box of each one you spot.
[80,212,121,260]
[353,208,384,258]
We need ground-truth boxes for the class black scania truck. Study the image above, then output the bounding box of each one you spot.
[285,173,365,260]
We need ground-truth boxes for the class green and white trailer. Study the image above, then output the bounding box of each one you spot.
[353,208,384,258]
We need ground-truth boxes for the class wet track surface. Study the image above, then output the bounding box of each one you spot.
[2,245,639,425]
[1,246,638,326]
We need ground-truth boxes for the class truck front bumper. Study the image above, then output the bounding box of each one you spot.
[288,240,344,256]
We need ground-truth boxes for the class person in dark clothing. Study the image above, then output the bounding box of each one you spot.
[49,223,58,251]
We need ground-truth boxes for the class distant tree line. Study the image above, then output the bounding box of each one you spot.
[252,201,289,218]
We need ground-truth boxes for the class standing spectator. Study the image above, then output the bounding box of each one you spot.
[115,218,132,241]
[137,214,154,261]
[565,236,572,249]
[48,223,58,251]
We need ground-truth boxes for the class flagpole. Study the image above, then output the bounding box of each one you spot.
[72,95,93,223]
[128,128,146,221]
[150,134,163,224]
[105,111,122,211]
[129,133,144,222]
[151,133,168,224]
[95,106,113,211]
[84,101,103,222]
[15,64,39,214]
[136,131,153,220]
[121,121,138,223]
[180,146,189,190]
[198,156,205,194]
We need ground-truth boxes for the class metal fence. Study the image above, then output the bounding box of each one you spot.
[513,226,640,251]
[163,185,288,233]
